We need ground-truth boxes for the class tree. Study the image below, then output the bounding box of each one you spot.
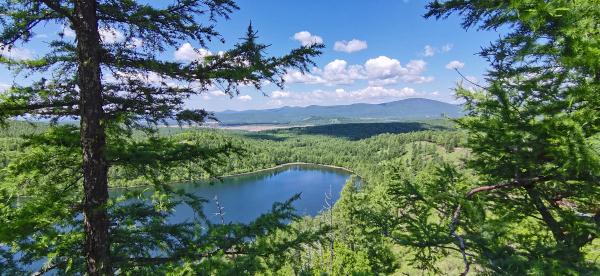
[0,0,322,274]
[386,0,600,274]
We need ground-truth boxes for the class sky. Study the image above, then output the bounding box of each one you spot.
[0,0,499,112]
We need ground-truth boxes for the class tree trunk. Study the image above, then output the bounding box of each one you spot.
[73,0,111,275]
[526,187,566,244]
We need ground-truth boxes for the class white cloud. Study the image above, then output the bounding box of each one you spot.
[271,91,291,98]
[174,43,212,62]
[365,56,402,79]
[423,45,435,57]
[0,44,33,60]
[441,43,453,52]
[238,95,252,101]
[346,86,417,100]
[423,43,453,57]
[334,39,367,53]
[268,86,418,106]
[445,60,465,70]
[113,71,165,84]
[321,59,366,85]
[365,57,432,85]
[109,71,192,90]
[285,56,432,86]
[209,90,227,97]
[284,69,325,84]
[293,31,323,46]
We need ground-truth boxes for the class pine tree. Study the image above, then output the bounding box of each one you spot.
[415,0,600,273]
[0,1,322,274]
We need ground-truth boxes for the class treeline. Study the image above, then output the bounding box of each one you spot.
[1,0,598,274]
[0,120,465,188]
[1,116,598,274]
[0,120,469,274]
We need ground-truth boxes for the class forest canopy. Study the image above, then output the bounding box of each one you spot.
[0,0,598,275]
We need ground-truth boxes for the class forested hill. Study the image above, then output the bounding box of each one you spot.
[214,98,462,125]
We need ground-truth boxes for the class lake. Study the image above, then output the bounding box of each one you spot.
[115,164,352,224]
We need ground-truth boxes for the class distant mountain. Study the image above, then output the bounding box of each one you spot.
[213,98,462,125]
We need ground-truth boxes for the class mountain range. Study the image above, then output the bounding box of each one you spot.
[213,98,462,125]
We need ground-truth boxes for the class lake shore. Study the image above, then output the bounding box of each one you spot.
[110,162,355,189]
[219,162,355,178]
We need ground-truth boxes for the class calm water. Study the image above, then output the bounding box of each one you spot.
[21,165,351,273]
[115,164,352,224]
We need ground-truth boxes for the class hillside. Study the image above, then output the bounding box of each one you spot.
[213,98,462,125]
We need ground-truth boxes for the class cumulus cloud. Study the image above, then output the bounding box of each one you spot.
[445,60,465,70]
[284,56,433,86]
[334,39,367,53]
[321,59,366,84]
[174,43,212,62]
[209,90,227,97]
[284,59,366,86]
[238,95,252,101]
[364,56,402,79]
[268,86,418,106]
[423,43,453,57]
[365,57,433,85]
[293,31,323,46]
[284,69,325,84]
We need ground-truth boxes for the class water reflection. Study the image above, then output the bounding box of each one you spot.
[112,164,352,224]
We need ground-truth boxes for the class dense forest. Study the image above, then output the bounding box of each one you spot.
[1,0,599,275]
[0,120,471,274]
[1,120,598,274]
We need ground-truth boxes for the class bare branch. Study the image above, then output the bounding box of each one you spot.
[449,204,470,276]
[465,182,515,198]
[455,68,485,89]
[465,177,540,198]
[31,261,63,276]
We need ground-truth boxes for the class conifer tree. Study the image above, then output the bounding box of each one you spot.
[388,0,600,273]
[0,1,322,274]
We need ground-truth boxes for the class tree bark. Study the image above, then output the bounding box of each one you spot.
[526,187,566,245]
[73,0,111,275]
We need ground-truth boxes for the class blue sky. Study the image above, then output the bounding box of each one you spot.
[0,0,498,112]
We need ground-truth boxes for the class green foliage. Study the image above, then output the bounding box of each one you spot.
[0,0,324,126]
[0,120,468,274]
[0,0,597,274]
[3,115,597,274]
[0,0,324,274]
[364,0,600,274]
